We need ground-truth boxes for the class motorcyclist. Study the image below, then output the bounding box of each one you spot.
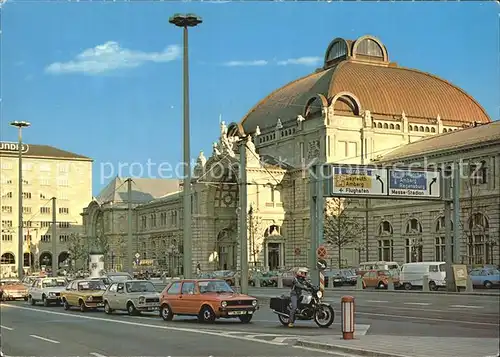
[288,267,312,327]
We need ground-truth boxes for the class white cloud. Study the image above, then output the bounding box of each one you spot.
[45,41,181,75]
[223,60,268,67]
[277,56,322,66]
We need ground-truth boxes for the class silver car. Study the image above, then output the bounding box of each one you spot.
[102,280,160,315]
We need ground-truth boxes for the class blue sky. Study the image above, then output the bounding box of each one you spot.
[1,2,498,195]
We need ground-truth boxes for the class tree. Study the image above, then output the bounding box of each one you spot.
[247,206,264,267]
[66,233,88,270]
[323,198,364,268]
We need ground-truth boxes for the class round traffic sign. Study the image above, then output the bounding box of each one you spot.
[317,245,328,259]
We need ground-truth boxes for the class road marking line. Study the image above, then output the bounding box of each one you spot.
[90,353,107,357]
[354,324,371,336]
[293,345,362,356]
[0,325,13,331]
[366,300,389,303]
[271,337,293,343]
[29,335,60,344]
[356,311,497,326]
[404,302,431,306]
[450,305,484,309]
[5,305,288,346]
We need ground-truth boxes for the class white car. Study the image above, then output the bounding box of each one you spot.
[28,277,68,306]
[102,280,160,315]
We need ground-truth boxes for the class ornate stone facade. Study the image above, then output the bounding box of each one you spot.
[81,35,499,274]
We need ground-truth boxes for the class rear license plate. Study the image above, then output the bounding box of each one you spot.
[228,311,247,315]
[97,303,104,307]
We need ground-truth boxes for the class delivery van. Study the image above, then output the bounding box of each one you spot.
[399,262,446,291]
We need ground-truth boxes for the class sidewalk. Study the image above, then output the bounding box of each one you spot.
[295,335,500,357]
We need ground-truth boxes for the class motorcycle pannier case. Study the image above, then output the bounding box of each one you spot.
[270,296,290,312]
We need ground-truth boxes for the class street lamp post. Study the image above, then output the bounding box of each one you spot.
[9,120,31,280]
[169,13,202,279]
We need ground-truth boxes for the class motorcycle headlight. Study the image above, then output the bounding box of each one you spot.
[138,296,145,304]
[316,291,323,299]
[252,300,258,307]
[86,296,93,301]
[221,301,227,308]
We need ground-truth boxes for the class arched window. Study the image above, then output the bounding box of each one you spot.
[409,125,413,131]
[305,97,322,118]
[265,224,281,237]
[431,127,436,133]
[0,252,15,264]
[467,213,492,264]
[443,128,448,133]
[355,38,383,58]
[390,124,395,130]
[383,123,389,129]
[396,124,401,130]
[326,40,348,63]
[434,216,454,261]
[419,126,424,132]
[405,218,423,234]
[377,123,382,128]
[378,220,393,235]
[425,127,430,132]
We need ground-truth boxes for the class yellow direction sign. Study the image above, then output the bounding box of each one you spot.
[331,166,387,196]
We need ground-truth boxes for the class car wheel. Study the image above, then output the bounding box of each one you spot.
[28,295,35,306]
[198,305,216,323]
[239,314,253,323]
[42,295,49,307]
[79,300,87,312]
[63,299,70,310]
[378,282,387,289]
[23,296,28,301]
[429,281,437,291]
[404,283,412,291]
[160,304,173,321]
[484,281,493,289]
[104,301,113,315]
[127,302,137,316]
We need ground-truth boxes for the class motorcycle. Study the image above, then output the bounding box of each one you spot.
[269,284,335,328]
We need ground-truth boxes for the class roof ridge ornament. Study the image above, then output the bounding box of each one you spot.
[255,125,261,136]
[276,118,283,130]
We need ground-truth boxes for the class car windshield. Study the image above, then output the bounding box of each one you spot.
[199,280,233,294]
[42,279,66,288]
[126,281,156,293]
[487,269,500,275]
[108,274,132,282]
[78,281,106,291]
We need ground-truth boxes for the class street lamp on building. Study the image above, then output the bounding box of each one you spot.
[169,13,202,279]
[9,120,31,280]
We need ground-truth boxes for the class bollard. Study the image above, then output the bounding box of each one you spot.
[387,277,394,290]
[319,272,325,293]
[422,275,429,292]
[255,276,261,288]
[341,296,355,340]
[356,276,363,290]
[277,275,283,288]
[465,276,473,292]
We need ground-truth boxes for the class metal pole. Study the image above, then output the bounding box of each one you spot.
[17,128,24,280]
[444,176,456,292]
[309,165,319,286]
[51,197,57,275]
[452,162,461,263]
[127,178,133,275]
[360,130,369,262]
[182,25,193,279]
[239,139,249,294]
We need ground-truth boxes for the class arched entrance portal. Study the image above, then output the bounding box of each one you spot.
[1,253,15,265]
[216,228,237,270]
[264,224,284,271]
[39,252,52,267]
[58,251,70,268]
[23,252,35,267]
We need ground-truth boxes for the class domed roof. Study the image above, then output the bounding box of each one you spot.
[239,35,490,133]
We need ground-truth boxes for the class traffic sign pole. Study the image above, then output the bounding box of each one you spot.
[309,165,319,287]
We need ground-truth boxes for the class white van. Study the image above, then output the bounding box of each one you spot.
[399,262,446,291]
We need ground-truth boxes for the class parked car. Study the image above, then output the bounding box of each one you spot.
[213,270,237,286]
[0,280,28,301]
[362,270,400,289]
[21,275,41,288]
[28,277,67,306]
[358,261,400,276]
[469,268,500,289]
[399,262,446,291]
[103,280,160,315]
[340,269,358,286]
[323,269,343,287]
[159,279,258,323]
[60,279,107,312]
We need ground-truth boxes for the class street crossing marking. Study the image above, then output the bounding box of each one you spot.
[404,302,431,306]
[450,305,484,309]
[0,325,13,331]
[366,300,389,303]
[29,335,60,344]
[354,324,371,336]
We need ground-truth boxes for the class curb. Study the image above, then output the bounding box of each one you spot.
[250,288,500,297]
[294,339,412,357]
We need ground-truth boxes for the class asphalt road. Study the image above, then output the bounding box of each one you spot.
[0,303,340,357]
[1,287,498,357]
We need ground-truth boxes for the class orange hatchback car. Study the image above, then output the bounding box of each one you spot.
[159,279,258,323]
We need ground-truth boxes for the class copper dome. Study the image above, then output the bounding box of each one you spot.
[239,35,490,133]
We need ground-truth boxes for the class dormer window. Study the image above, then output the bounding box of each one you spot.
[356,38,383,58]
[326,39,348,64]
